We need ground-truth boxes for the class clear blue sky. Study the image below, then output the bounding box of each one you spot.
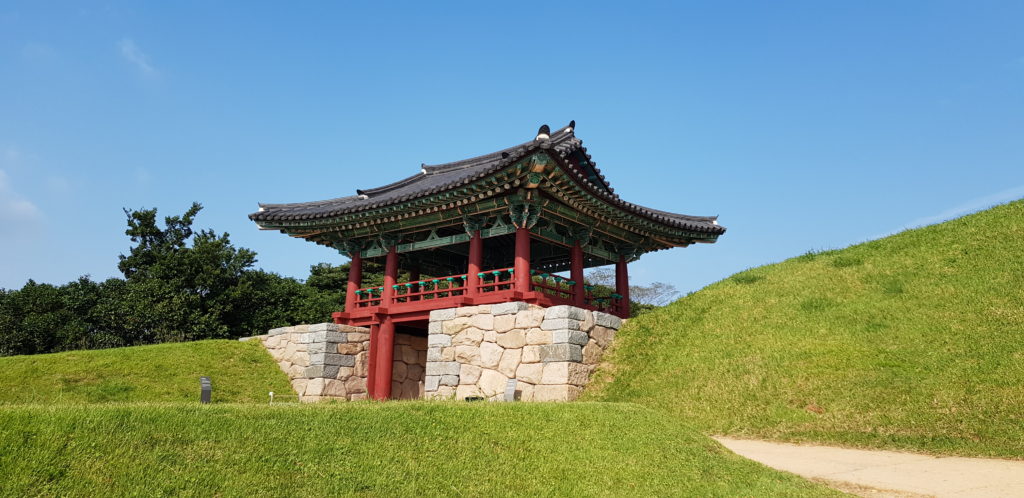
[2,2,1022,294]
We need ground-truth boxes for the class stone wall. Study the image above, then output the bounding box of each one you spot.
[423,302,621,402]
[261,323,427,401]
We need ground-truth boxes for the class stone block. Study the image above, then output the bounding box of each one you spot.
[533,384,582,402]
[583,340,603,365]
[551,330,589,346]
[590,326,616,348]
[454,345,481,365]
[401,380,420,400]
[310,353,356,367]
[428,334,452,347]
[516,382,535,402]
[541,362,590,386]
[516,363,544,384]
[493,314,516,333]
[443,317,473,335]
[407,363,424,381]
[425,375,440,392]
[289,351,310,366]
[525,328,551,345]
[402,345,420,365]
[347,332,370,343]
[304,365,340,379]
[521,345,541,363]
[479,342,504,368]
[498,348,522,378]
[541,318,583,331]
[440,347,455,361]
[305,377,326,396]
[514,308,546,328]
[335,367,354,380]
[439,375,460,387]
[452,328,483,347]
[418,350,427,365]
[295,332,315,344]
[308,323,340,333]
[456,384,482,400]
[349,393,368,401]
[455,305,481,317]
[478,370,509,397]
[268,326,290,336]
[345,375,367,394]
[393,361,408,382]
[354,351,370,377]
[491,301,529,315]
[496,330,526,349]
[469,313,494,330]
[538,344,583,363]
[409,335,428,350]
[428,321,443,334]
[426,361,460,376]
[593,311,622,329]
[435,385,456,398]
[544,305,587,321]
[430,308,457,321]
[290,378,308,396]
[427,347,443,362]
[287,364,305,378]
[459,364,482,384]
[482,329,497,342]
[337,342,362,355]
[307,342,329,354]
[580,312,595,333]
[323,379,347,397]
[311,331,347,343]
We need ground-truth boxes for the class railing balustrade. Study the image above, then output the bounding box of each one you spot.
[476,267,514,293]
[392,274,467,303]
[530,270,575,300]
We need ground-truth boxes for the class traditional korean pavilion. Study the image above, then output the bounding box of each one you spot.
[250,122,725,399]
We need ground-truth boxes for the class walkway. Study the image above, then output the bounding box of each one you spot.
[715,437,1024,497]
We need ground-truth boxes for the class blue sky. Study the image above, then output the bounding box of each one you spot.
[2,2,1022,294]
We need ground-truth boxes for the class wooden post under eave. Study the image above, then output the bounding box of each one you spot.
[514,227,531,294]
[571,241,585,307]
[366,322,379,399]
[408,263,420,301]
[466,231,482,298]
[615,254,630,319]
[344,251,362,313]
[373,316,395,400]
[382,246,398,306]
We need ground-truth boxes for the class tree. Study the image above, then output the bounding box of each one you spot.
[584,267,680,315]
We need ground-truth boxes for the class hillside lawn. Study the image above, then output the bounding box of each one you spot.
[0,340,293,404]
[0,402,835,497]
[591,200,1024,459]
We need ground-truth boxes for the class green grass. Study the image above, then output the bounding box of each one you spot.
[592,200,1024,458]
[0,340,293,404]
[0,402,834,497]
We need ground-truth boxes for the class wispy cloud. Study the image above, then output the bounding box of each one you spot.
[0,169,42,223]
[881,184,1024,238]
[118,38,157,77]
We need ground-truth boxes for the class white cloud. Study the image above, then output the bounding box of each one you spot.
[881,184,1024,238]
[118,38,157,77]
[0,169,42,223]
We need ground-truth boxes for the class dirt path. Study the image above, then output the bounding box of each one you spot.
[715,437,1024,497]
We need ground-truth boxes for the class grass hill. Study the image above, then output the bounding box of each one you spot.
[0,340,293,404]
[0,403,833,496]
[592,200,1024,458]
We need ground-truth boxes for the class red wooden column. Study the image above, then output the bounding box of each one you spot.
[571,241,585,307]
[466,231,483,298]
[373,316,396,399]
[514,227,531,294]
[344,251,362,312]
[366,322,379,399]
[615,254,630,319]
[371,244,399,400]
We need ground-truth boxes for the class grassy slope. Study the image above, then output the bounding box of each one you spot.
[0,340,293,404]
[592,200,1024,458]
[0,403,834,497]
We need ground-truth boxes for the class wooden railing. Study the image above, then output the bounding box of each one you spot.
[530,271,575,300]
[477,267,514,293]
[392,274,467,303]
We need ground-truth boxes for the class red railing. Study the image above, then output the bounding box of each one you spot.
[392,274,467,303]
[477,267,514,293]
[530,271,574,301]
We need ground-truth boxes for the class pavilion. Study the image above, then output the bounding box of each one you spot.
[250,122,725,399]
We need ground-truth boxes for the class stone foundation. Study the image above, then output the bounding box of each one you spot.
[261,303,619,402]
[424,303,621,402]
[261,323,427,401]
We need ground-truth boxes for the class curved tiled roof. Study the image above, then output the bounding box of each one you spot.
[250,123,725,236]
